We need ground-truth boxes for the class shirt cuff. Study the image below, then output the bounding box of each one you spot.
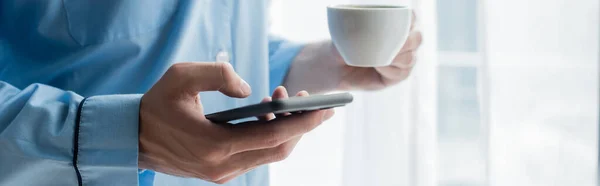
[76,94,143,186]
[269,41,305,93]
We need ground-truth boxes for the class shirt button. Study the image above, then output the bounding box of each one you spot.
[216,51,230,63]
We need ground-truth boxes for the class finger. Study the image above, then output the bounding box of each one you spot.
[273,89,309,115]
[391,52,416,69]
[375,66,412,85]
[291,91,310,114]
[272,86,288,98]
[256,86,290,121]
[222,107,333,179]
[165,62,251,98]
[229,109,335,152]
[399,31,423,54]
[227,133,306,173]
[272,86,290,117]
[257,97,275,121]
[296,90,309,97]
[213,105,317,182]
[376,52,414,81]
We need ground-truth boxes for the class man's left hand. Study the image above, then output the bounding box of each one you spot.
[284,11,423,93]
[334,12,422,90]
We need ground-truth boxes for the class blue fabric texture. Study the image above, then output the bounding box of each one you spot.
[268,35,305,93]
[0,0,302,185]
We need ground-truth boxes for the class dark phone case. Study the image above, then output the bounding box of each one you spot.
[205,92,354,123]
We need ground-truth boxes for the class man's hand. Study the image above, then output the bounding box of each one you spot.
[138,62,334,184]
[284,11,422,93]
[334,12,422,90]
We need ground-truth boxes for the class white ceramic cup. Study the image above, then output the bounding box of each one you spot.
[327,5,412,67]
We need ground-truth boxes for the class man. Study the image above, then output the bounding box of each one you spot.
[0,1,422,186]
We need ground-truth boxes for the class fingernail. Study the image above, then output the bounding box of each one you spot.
[240,79,251,95]
[299,90,309,96]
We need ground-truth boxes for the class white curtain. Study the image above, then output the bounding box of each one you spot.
[485,0,598,185]
[340,0,438,186]
[269,0,599,186]
[269,0,438,186]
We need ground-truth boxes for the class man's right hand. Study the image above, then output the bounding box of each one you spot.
[138,62,335,184]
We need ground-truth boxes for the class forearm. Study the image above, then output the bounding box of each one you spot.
[0,81,143,186]
[282,40,346,94]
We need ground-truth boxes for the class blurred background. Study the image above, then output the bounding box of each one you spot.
[268,0,599,186]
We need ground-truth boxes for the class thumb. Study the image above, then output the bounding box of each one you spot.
[166,62,252,98]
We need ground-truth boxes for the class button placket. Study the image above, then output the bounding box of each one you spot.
[219,0,233,64]
[216,51,230,63]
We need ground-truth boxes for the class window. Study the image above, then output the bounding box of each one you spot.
[436,0,486,185]
[269,0,598,185]
[437,0,598,186]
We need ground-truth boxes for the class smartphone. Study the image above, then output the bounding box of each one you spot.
[206,92,354,123]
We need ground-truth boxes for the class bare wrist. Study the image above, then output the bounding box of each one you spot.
[283,40,346,94]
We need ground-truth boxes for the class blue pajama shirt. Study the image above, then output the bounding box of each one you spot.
[0,0,304,185]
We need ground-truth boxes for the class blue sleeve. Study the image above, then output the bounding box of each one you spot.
[268,35,305,93]
[0,81,148,186]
